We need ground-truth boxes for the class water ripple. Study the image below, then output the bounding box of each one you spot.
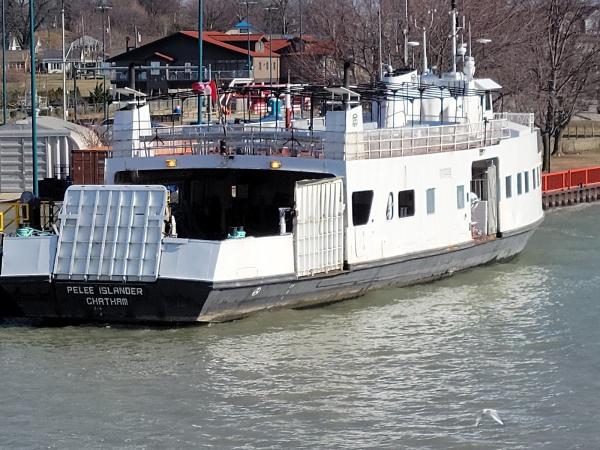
[1,206,600,448]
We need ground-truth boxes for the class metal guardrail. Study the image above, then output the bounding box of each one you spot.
[109,117,518,161]
[340,119,510,160]
[542,166,600,192]
[494,112,535,131]
[39,201,62,231]
[112,127,325,159]
[0,202,29,233]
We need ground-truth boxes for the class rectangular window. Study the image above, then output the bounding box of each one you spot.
[525,171,530,193]
[505,175,512,198]
[485,91,492,111]
[352,191,374,226]
[532,169,536,189]
[517,173,523,195]
[398,190,415,218]
[426,188,436,214]
[456,185,465,209]
[150,61,160,76]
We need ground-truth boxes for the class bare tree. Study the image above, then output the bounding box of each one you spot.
[522,0,600,170]
[6,0,58,48]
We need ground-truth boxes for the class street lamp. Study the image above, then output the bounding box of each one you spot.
[264,5,278,86]
[1,0,6,124]
[241,1,257,76]
[61,0,67,121]
[407,41,419,68]
[96,2,112,124]
[476,38,492,64]
[29,0,38,196]
[198,0,204,124]
[241,1,256,123]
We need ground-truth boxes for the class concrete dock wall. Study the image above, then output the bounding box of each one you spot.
[543,185,600,210]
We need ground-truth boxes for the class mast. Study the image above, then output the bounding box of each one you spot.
[422,27,427,74]
[451,0,457,73]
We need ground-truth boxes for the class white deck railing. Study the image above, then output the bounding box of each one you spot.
[334,119,510,160]
[110,116,527,161]
[493,112,535,131]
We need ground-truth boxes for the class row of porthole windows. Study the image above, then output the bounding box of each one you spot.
[353,187,446,226]
[505,166,542,198]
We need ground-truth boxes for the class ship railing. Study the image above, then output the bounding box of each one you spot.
[0,201,29,234]
[493,112,535,131]
[333,119,511,160]
[110,126,326,159]
[109,119,512,161]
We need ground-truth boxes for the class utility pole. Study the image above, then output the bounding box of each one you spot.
[61,0,67,121]
[2,0,7,124]
[198,0,203,124]
[96,2,112,124]
[29,0,39,196]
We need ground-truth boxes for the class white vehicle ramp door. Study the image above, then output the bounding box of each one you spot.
[294,177,345,277]
[54,185,167,282]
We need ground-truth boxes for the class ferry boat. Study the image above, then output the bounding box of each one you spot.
[0,7,543,323]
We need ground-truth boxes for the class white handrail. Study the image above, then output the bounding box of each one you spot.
[109,118,516,161]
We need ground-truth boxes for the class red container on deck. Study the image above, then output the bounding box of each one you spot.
[71,148,110,185]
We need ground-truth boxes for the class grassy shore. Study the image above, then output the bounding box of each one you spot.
[8,73,103,98]
[551,138,600,172]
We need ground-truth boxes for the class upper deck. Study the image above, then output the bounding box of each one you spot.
[109,112,535,163]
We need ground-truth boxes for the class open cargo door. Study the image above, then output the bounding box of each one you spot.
[294,177,345,277]
[53,185,167,282]
[486,161,498,235]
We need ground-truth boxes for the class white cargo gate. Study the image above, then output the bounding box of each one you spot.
[294,178,345,277]
[54,185,167,282]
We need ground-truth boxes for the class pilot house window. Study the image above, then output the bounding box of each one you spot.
[352,191,374,226]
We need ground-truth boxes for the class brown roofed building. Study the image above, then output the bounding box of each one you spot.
[107,31,281,94]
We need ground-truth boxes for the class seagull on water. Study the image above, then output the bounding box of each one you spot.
[475,409,504,427]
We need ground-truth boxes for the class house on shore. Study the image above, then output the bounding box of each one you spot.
[107,31,281,95]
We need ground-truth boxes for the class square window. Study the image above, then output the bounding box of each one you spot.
[398,190,415,217]
[457,185,465,209]
[352,191,374,226]
[426,188,435,214]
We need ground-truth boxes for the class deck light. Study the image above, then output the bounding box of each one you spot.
[270,160,282,169]
[165,159,177,168]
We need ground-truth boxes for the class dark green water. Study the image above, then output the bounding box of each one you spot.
[1,205,599,449]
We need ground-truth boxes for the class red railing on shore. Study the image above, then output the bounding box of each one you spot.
[542,166,600,192]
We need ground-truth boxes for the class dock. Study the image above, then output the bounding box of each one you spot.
[542,166,600,209]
